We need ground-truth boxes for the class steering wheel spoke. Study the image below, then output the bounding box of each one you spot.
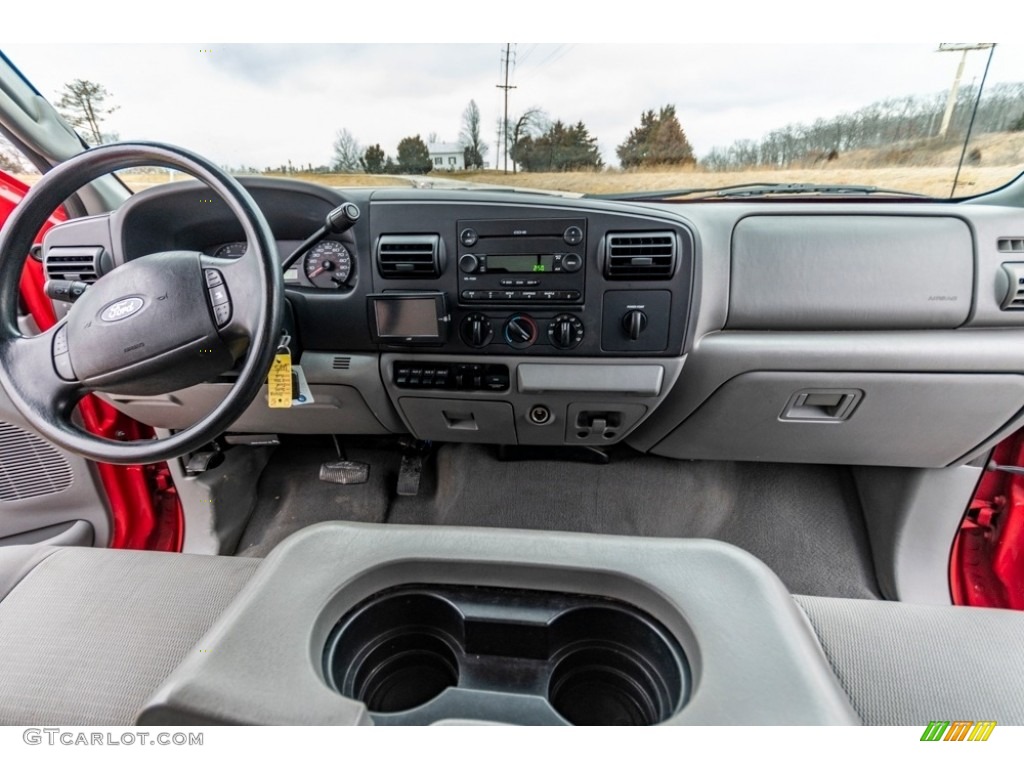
[1,324,85,424]
[200,253,265,340]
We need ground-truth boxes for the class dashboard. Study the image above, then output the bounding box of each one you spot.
[40,177,1024,469]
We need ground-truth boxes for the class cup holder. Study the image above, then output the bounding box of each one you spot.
[324,593,463,714]
[323,586,689,725]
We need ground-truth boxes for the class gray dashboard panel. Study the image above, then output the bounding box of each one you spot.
[651,371,1024,467]
[138,522,859,726]
[728,215,973,330]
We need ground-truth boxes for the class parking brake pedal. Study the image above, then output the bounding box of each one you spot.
[319,461,369,485]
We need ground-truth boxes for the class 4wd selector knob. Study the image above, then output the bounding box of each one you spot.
[460,313,494,348]
[503,314,538,349]
[548,313,584,349]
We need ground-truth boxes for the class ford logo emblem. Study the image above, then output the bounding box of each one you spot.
[99,297,145,323]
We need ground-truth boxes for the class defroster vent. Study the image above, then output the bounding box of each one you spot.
[376,235,442,278]
[605,232,677,279]
[0,422,74,502]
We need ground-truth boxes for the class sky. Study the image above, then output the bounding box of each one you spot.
[3,9,1022,170]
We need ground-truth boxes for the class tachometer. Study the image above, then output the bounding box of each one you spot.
[303,240,352,288]
[213,241,247,258]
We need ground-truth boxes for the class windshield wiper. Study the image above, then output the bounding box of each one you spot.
[588,182,930,202]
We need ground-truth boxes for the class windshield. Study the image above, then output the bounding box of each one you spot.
[3,43,1024,199]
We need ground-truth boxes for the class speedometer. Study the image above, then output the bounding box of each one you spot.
[303,240,352,289]
[213,241,247,258]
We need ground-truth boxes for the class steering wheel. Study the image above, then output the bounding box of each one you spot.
[0,142,283,465]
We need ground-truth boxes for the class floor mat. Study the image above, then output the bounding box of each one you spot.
[234,438,880,598]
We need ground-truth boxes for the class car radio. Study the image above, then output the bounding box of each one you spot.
[457,217,586,304]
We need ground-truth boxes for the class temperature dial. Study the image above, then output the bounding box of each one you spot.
[503,313,538,349]
[548,313,584,350]
[460,313,494,348]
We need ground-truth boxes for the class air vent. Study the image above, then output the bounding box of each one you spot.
[605,232,677,279]
[997,237,1024,253]
[44,246,103,284]
[376,235,442,278]
[1001,262,1024,310]
[0,422,74,502]
[332,356,351,370]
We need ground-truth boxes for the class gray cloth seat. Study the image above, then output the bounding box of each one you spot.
[0,545,258,725]
[1,543,1023,726]
[796,595,1024,726]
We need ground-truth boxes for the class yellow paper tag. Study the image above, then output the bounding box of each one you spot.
[267,352,292,408]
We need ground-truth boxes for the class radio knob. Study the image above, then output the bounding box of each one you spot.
[561,252,583,273]
[460,313,494,348]
[458,253,480,273]
[563,225,584,245]
[504,314,538,349]
[548,313,584,350]
[460,228,479,247]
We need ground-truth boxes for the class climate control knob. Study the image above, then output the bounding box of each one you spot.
[548,313,584,350]
[460,313,494,348]
[503,314,538,349]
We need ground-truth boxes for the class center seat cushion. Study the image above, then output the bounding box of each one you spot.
[796,595,1024,726]
[0,545,259,725]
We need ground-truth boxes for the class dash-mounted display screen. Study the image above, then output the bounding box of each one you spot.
[368,293,448,344]
[486,254,557,273]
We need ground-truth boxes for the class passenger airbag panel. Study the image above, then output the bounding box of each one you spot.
[728,216,973,330]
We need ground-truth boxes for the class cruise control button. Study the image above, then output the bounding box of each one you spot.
[209,285,230,306]
[53,352,75,381]
[213,302,231,326]
[204,269,224,287]
[53,324,69,355]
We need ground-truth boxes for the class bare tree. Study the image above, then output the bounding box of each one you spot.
[55,79,119,145]
[506,108,547,173]
[0,137,27,173]
[332,129,363,172]
[458,100,489,170]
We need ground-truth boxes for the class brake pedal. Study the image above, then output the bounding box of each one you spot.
[319,461,369,485]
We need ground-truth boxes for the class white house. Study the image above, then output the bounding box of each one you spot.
[428,143,465,171]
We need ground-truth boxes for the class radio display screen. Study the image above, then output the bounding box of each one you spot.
[487,254,556,273]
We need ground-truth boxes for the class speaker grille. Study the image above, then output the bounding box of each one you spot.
[0,422,74,502]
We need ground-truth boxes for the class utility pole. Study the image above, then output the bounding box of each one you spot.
[937,43,994,139]
[496,43,517,174]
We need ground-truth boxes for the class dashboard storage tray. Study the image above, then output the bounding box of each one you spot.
[323,585,690,726]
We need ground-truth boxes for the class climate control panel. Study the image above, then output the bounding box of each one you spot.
[457,311,586,352]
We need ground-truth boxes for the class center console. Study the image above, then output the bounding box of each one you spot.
[366,202,696,446]
[137,522,860,726]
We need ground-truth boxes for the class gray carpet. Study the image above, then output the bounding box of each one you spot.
[235,437,880,598]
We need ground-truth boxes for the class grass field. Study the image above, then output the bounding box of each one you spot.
[17,166,1019,198]
[13,132,1023,198]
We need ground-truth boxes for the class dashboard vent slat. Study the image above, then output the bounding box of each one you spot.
[605,233,677,279]
[1001,262,1024,311]
[44,246,103,285]
[376,235,442,278]
[997,237,1024,253]
[332,356,351,370]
